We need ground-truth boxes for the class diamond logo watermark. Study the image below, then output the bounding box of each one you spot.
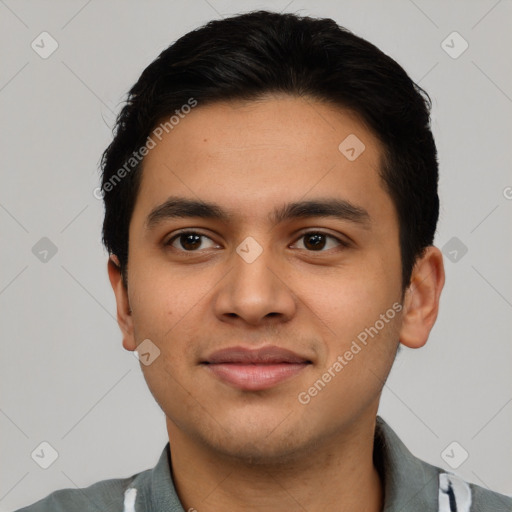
[31,32,59,59]
[441,31,468,59]
[441,441,469,469]
[32,237,58,263]
[442,236,468,263]
[31,441,59,469]
[134,339,161,366]
[236,236,263,264]
[338,134,366,161]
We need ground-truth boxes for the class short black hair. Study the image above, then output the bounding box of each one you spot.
[100,10,439,290]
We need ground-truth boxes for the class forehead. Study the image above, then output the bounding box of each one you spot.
[132,95,394,227]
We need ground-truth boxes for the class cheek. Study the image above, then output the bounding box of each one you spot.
[130,286,174,342]
[128,263,197,335]
[128,267,212,373]
[300,261,398,328]
[297,264,402,389]
[128,273,202,414]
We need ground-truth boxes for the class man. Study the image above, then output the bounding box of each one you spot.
[17,10,511,512]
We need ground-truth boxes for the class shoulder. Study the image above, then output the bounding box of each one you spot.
[439,472,512,512]
[14,442,183,512]
[374,416,512,511]
[13,472,148,512]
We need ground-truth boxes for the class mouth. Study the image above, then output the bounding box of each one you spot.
[201,346,312,391]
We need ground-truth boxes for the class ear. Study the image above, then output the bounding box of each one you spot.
[107,255,136,352]
[399,246,445,349]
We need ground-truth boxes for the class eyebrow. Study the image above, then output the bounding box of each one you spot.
[145,196,371,230]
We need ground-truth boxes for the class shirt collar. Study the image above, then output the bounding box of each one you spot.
[375,415,440,511]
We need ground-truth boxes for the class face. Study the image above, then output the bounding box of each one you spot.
[119,95,407,462]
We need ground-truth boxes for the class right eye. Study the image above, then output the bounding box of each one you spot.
[165,231,219,252]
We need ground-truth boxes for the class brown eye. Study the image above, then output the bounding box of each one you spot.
[166,232,217,251]
[303,233,327,250]
[292,231,347,252]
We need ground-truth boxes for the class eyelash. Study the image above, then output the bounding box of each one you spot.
[164,230,350,253]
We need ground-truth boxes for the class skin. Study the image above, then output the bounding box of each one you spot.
[108,94,445,511]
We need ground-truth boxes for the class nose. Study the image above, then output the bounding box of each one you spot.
[212,241,297,327]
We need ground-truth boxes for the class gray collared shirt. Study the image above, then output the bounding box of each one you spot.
[15,416,512,511]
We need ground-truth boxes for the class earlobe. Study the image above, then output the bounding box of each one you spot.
[399,246,445,349]
[107,255,136,351]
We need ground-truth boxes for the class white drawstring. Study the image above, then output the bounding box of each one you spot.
[438,473,472,512]
[123,487,137,512]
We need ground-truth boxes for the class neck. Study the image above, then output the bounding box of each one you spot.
[166,413,384,512]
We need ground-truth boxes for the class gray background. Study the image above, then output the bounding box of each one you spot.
[1,0,511,509]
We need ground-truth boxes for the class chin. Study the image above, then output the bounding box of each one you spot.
[197,418,320,466]
[213,436,306,466]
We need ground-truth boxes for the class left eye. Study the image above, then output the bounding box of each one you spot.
[165,231,348,252]
[292,232,345,251]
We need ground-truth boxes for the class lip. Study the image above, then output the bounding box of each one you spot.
[202,346,312,391]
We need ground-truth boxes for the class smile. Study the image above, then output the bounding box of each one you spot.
[204,362,310,391]
[202,345,312,391]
